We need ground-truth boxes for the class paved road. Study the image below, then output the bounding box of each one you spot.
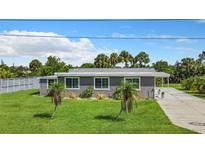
[155,88,205,134]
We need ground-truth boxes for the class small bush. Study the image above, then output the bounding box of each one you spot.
[181,76,205,94]
[68,92,78,99]
[80,87,94,98]
[181,77,194,90]
[194,77,205,93]
[96,92,107,100]
[199,84,205,94]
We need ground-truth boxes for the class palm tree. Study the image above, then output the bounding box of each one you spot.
[181,58,197,78]
[118,50,133,68]
[198,51,205,64]
[115,81,138,119]
[49,82,65,118]
[110,53,118,67]
[94,54,110,68]
[134,51,150,67]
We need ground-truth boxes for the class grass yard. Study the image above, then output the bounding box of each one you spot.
[0,89,196,134]
[169,83,205,100]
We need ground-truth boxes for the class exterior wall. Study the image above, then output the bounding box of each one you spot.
[39,79,48,95]
[93,77,123,97]
[59,76,123,97]
[140,77,155,98]
[60,76,93,96]
[39,76,155,98]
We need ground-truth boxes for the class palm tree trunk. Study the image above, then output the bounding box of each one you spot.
[128,101,133,113]
[139,62,142,68]
[115,101,125,120]
[125,62,128,68]
[52,105,58,119]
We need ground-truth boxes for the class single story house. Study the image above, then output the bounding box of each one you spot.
[38,68,170,98]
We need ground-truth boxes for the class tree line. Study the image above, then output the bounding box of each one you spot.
[0,50,204,83]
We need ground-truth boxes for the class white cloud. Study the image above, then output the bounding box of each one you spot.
[0,30,115,66]
[164,46,198,52]
[176,38,197,43]
[111,32,137,38]
[111,32,197,44]
[112,32,169,39]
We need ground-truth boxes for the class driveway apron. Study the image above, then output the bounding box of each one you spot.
[156,88,205,133]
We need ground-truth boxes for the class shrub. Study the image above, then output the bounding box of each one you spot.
[96,92,107,100]
[199,84,205,94]
[80,87,94,98]
[68,92,78,99]
[193,77,205,93]
[181,76,205,94]
[181,77,194,90]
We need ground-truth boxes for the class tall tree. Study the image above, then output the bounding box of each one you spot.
[110,53,118,67]
[94,54,110,68]
[80,63,95,68]
[10,65,30,77]
[118,50,133,68]
[43,56,70,75]
[40,65,54,76]
[1,60,5,65]
[173,58,200,82]
[29,59,42,75]
[0,60,9,70]
[134,51,150,68]
[0,67,15,78]
[197,51,205,64]
[152,60,174,74]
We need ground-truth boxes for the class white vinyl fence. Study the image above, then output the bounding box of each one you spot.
[0,77,39,94]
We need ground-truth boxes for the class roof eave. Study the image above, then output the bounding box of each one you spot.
[54,73,170,77]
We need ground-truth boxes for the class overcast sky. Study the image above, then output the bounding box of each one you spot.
[0,19,205,66]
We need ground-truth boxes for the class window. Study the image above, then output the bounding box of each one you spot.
[47,79,57,89]
[94,77,109,90]
[65,77,79,89]
[125,77,140,90]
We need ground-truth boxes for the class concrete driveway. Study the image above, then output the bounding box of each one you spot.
[155,87,205,134]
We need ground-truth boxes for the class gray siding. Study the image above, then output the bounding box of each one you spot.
[93,77,123,97]
[140,77,155,98]
[63,77,93,96]
[39,76,155,98]
[39,79,48,95]
[61,76,123,97]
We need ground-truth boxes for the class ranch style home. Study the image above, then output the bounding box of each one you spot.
[38,68,170,98]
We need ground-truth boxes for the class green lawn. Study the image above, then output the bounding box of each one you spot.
[169,83,205,100]
[0,89,196,134]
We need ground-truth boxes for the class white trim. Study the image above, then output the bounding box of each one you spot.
[124,77,141,90]
[46,79,57,89]
[94,77,110,90]
[38,76,57,80]
[64,77,80,90]
[167,77,169,87]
